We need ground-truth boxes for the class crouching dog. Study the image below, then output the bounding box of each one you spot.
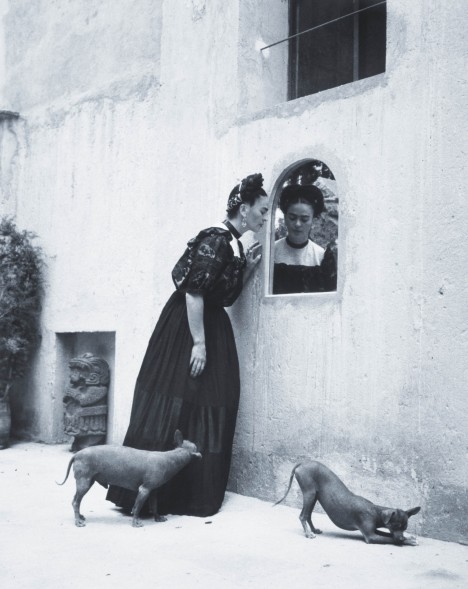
[57,430,202,527]
[274,461,420,546]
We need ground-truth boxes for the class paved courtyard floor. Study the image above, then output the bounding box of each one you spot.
[1,442,467,589]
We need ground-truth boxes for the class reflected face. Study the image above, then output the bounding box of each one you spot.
[244,195,270,233]
[285,201,314,244]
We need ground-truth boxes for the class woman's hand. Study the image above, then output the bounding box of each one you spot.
[244,241,262,279]
[186,293,206,378]
[190,341,206,378]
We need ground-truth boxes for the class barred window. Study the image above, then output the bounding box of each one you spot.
[289,0,386,100]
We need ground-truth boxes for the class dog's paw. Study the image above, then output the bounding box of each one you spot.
[154,515,167,523]
[314,529,322,534]
[75,520,86,528]
[305,532,316,539]
[404,534,418,546]
[132,519,144,528]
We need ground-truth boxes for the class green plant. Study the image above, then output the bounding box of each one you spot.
[0,217,44,401]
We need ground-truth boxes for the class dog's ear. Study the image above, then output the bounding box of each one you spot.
[381,509,396,525]
[174,430,184,447]
[406,506,421,518]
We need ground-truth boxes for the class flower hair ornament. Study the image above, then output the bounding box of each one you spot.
[226,180,244,213]
[226,173,265,214]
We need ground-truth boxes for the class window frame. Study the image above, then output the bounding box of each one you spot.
[288,0,387,101]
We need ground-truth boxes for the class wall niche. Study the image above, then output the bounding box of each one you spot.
[55,332,115,448]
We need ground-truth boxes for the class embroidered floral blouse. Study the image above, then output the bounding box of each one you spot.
[172,227,246,307]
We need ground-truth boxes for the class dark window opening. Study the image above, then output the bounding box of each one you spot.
[289,0,386,100]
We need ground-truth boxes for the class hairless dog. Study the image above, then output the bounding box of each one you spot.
[275,461,420,545]
[57,430,201,527]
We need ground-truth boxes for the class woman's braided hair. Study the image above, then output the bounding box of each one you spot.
[226,173,266,218]
[279,184,325,218]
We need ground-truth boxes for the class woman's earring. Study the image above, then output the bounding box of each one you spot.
[241,216,247,228]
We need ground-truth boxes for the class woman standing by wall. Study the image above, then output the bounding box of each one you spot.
[107,173,269,517]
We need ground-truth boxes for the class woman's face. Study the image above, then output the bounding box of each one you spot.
[244,195,270,232]
[285,201,314,244]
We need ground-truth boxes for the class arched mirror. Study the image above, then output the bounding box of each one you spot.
[268,159,338,295]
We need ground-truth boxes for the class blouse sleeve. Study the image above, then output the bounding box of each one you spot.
[321,240,338,291]
[172,234,230,295]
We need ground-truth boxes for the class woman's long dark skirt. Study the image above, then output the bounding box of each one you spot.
[106,291,240,517]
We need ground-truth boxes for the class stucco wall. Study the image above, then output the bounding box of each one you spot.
[1,0,467,543]
[228,0,468,544]
[2,0,166,441]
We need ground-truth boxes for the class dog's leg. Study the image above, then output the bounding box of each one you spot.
[72,478,93,527]
[359,522,395,544]
[305,494,322,535]
[131,485,151,527]
[401,534,418,546]
[299,489,319,539]
[149,491,167,523]
[295,470,321,538]
[361,532,385,544]
[375,529,418,546]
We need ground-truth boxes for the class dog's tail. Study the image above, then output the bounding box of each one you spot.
[273,463,302,507]
[56,456,75,486]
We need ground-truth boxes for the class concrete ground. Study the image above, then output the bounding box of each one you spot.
[0,443,467,589]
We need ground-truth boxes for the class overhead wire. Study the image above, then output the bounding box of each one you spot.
[261,1,387,51]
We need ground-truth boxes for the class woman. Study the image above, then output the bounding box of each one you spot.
[273,184,337,294]
[107,173,269,517]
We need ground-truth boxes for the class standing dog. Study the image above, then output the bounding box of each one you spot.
[275,461,420,545]
[57,430,202,527]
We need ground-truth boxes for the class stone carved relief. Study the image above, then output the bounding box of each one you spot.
[63,353,110,452]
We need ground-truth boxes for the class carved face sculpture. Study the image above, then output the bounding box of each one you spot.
[69,366,85,386]
[68,353,110,387]
[64,353,110,447]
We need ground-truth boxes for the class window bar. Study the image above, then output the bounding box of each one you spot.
[294,0,300,100]
[353,0,360,81]
[261,0,386,52]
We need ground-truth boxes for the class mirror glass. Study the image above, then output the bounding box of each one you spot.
[270,160,338,295]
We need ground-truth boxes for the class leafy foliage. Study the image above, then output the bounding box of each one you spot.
[0,218,44,400]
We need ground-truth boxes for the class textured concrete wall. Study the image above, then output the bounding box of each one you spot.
[228,0,468,544]
[0,114,19,215]
[1,0,467,542]
[2,0,166,441]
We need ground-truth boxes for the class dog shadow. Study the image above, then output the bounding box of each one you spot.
[325,530,392,544]
[324,530,366,542]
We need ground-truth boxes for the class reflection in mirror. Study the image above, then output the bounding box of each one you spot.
[271,160,338,295]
